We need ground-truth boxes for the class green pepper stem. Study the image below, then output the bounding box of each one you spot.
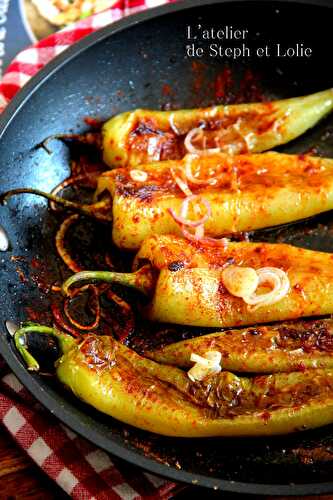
[62,264,155,297]
[14,324,76,371]
[0,188,112,222]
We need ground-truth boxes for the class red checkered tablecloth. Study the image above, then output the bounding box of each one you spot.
[0,1,181,498]
[0,0,173,111]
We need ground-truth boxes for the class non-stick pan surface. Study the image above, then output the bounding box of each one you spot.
[1,0,333,494]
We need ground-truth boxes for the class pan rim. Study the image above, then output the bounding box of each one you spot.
[1,0,333,494]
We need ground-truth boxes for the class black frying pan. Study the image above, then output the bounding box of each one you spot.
[1,0,333,494]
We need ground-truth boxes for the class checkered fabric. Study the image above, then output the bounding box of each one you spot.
[0,1,181,498]
[0,0,173,112]
[0,366,178,498]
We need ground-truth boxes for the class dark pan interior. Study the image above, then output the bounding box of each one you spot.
[1,0,333,494]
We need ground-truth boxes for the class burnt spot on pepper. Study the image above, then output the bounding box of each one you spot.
[168,261,185,272]
[117,183,164,202]
[248,328,261,336]
[276,321,333,353]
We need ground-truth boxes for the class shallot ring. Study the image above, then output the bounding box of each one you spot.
[55,214,82,273]
[170,167,193,197]
[50,173,100,211]
[184,128,220,155]
[243,267,290,307]
[168,194,211,228]
[64,284,101,331]
[169,113,181,135]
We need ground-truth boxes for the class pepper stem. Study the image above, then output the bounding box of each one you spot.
[62,265,155,297]
[0,188,112,222]
[14,324,76,371]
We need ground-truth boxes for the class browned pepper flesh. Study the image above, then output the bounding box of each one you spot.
[14,325,333,437]
[63,235,333,328]
[147,319,333,373]
[96,151,333,250]
[102,89,333,168]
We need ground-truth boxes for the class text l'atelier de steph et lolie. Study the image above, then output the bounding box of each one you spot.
[186,25,312,59]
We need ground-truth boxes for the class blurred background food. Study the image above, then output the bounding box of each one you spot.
[22,0,117,39]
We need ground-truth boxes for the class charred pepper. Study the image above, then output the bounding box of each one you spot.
[102,88,333,167]
[96,151,333,249]
[4,151,333,250]
[147,319,333,373]
[62,235,333,328]
[14,324,333,437]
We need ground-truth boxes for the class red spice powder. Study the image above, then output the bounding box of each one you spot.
[84,116,103,128]
[162,84,173,97]
[236,69,266,103]
[191,61,208,96]
[214,68,233,100]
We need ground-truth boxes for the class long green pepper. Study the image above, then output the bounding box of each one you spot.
[14,324,333,437]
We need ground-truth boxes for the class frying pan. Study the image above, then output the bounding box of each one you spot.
[1,0,333,494]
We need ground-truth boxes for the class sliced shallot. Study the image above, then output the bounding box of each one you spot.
[147,136,162,161]
[188,350,222,382]
[185,119,252,156]
[181,224,205,242]
[221,264,290,308]
[169,113,181,135]
[168,194,211,228]
[129,169,148,182]
[168,194,229,246]
[243,267,290,307]
[170,167,192,196]
[222,265,259,298]
[184,127,220,155]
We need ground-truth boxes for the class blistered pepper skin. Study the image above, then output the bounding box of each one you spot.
[54,334,333,437]
[133,235,333,327]
[147,319,333,373]
[97,152,333,250]
[15,326,333,437]
[102,89,333,168]
[63,235,333,328]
